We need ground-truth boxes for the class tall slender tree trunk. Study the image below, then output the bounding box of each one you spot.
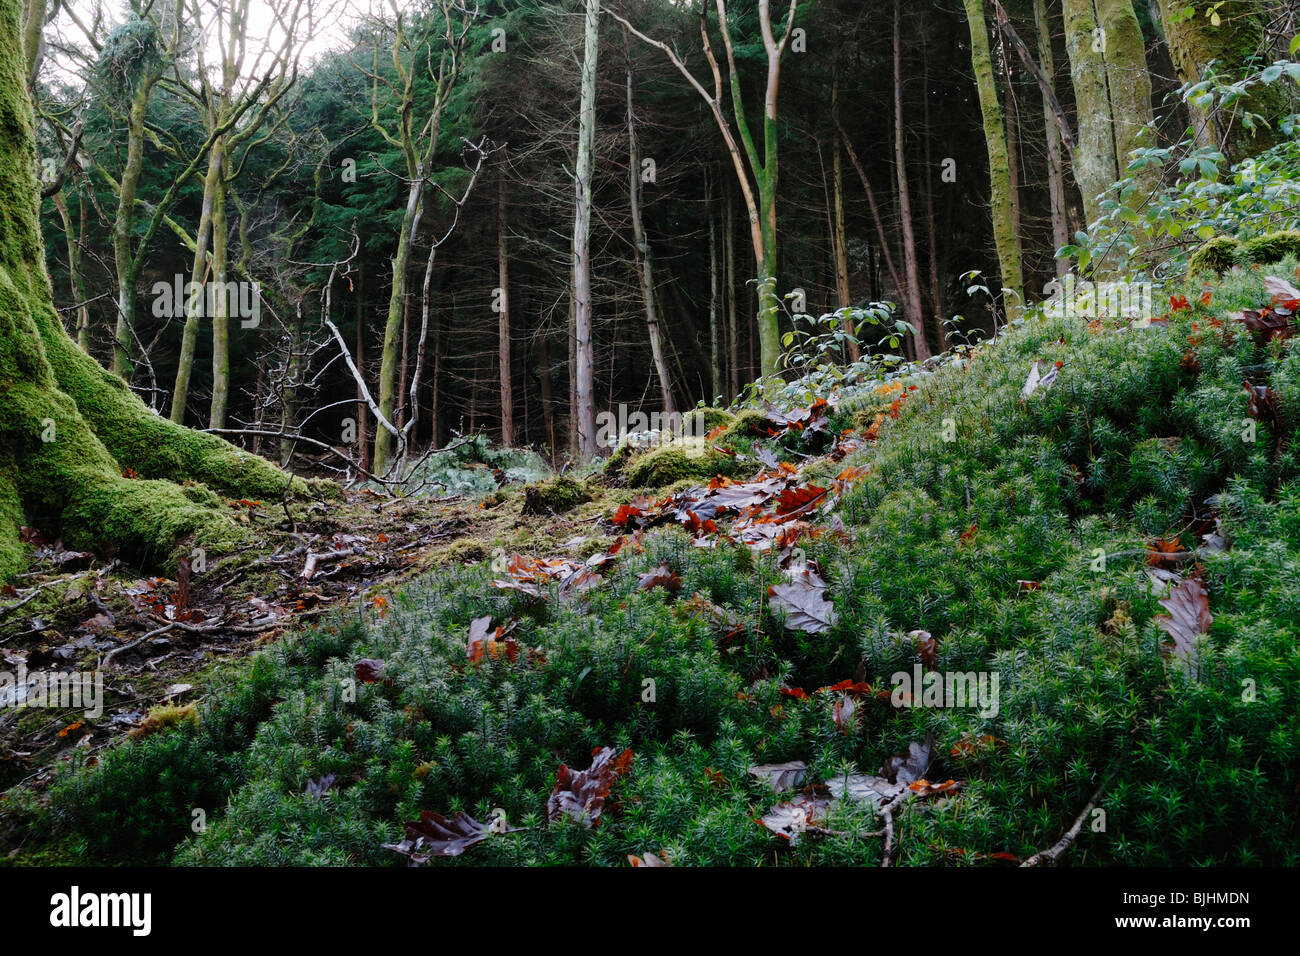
[397,289,410,431]
[919,37,945,331]
[571,0,600,458]
[724,178,739,401]
[893,0,931,359]
[1003,63,1023,248]
[963,0,1025,317]
[208,145,231,429]
[497,169,514,446]
[708,171,722,403]
[110,80,153,380]
[626,61,675,416]
[278,296,303,468]
[567,287,578,459]
[538,329,555,459]
[1035,0,1071,277]
[1062,0,1157,233]
[171,139,222,424]
[830,70,859,363]
[52,189,89,351]
[355,263,370,470]
[373,179,420,473]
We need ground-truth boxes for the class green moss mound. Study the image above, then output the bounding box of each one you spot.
[521,475,591,515]
[1241,230,1300,265]
[1187,235,1242,275]
[683,406,736,434]
[1188,230,1300,277]
[624,441,742,488]
[726,409,778,438]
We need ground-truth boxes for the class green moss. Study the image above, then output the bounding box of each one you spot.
[445,539,489,563]
[601,441,636,479]
[683,406,736,434]
[180,481,222,507]
[1240,230,1300,266]
[0,31,327,582]
[521,475,591,515]
[726,410,778,439]
[0,460,24,579]
[852,407,888,431]
[130,703,199,740]
[625,441,742,488]
[1187,236,1242,275]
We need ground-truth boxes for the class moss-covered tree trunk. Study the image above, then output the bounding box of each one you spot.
[963,0,1025,317]
[1063,0,1158,272]
[1155,0,1285,164]
[208,144,231,430]
[373,183,418,473]
[51,189,90,348]
[0,0,323,580]
[170,133,223,425]
[109,76,155,380]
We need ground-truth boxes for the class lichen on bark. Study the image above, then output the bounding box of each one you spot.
[1156,0,1286,164]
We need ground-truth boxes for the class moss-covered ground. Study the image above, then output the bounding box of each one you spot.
[3,261,1299,866]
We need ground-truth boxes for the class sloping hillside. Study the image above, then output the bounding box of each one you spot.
[7,260,1299,867]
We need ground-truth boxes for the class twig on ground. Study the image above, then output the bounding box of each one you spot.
[102,622,176,668]
[1021,778,1109,867]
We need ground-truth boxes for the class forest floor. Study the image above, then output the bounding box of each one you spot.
[0,466,624,806]
[2,258,1299,867]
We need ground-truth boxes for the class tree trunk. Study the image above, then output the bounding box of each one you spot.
[1154,0,1285,163]
[0,2,323,581]
[919,36,945,332]
[626,62,675,416]
[963,0,1026,319]
[830,71,859,363]
[355,262,370,471]
[708,171,722,403]
[110,78,153,381]
[567,285,578,459]
[279,296,303,468]
[397,281,410,431]
[1035,0,1071,277]
[1003,62,1023,251]
[373,178,420,473]
[497,169,514,446]
[893,0,931,359]
[538,329,555,459]
[571,0,599,458]
[724,177,739,401]
[171,139,222,424]
[208,145,231,430]
[1062,0,1157,232]
[51,189,89,350]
